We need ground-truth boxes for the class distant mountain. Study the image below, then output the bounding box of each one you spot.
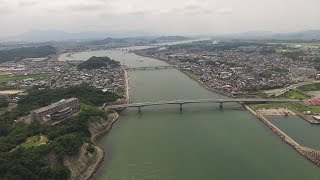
[271,30,320,40]
[82,37,149,46]
[0,45,57,63]
[4,30,159,42]
[213,30,320,40]
[6,30,109,42]
[83,36,191,46]
[153,36,191,42]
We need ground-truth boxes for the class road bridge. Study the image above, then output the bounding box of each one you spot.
[105,98,301,112]
[125,65,174,71]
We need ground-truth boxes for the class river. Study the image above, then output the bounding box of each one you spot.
[60,49,320,179]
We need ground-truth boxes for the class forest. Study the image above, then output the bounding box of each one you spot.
[0,85,121,179]
[0,45,57,63]
[77,56,120,70]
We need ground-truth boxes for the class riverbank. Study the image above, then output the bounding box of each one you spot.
[122,67,130,103]
[134,52,320,167]
[133,53,234,98]
[65,112,120,180]
[245,105,320,166]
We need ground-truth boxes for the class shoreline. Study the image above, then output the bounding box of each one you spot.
[89,112,120,180]
[82,112,120,180]
[122,66,130,103]
[245,105,320,167]
[135,52,320,167]
[133,53,233,98]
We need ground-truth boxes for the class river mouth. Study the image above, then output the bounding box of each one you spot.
[59,49,320,180]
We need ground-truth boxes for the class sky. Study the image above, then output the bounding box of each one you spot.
[0,0,320,38]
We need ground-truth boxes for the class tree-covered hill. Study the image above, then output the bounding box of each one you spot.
[0,85,122,125]
[0,85,121,179]
[0,45,57,63]
[77,56,120,70]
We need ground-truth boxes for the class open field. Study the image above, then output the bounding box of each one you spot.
[20,135,49,148]
[0,74,50,83]
[251,103,320,114]
[0,89,24,95]
[285,43,320,47]
[298,83,320,92]
[270,43,320,47]
[277,90,311,99]
[256,108,296,116]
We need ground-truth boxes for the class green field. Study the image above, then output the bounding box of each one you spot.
[20,135,49,148]
[277,89,311,99]
[183,70,198,81]
[298,83,320,92]
[0,74,50,83]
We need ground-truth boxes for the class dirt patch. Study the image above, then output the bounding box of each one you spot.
[256,108,296,116]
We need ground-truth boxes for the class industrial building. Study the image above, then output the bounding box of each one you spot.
[30,97,80,125]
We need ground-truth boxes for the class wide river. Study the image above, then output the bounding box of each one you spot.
[60,49,320,179]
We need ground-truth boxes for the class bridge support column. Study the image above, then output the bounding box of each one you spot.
[219,102,223,109]
[179,103,183,111]
[138,106,141,113]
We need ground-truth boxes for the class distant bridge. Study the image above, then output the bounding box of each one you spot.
[105,98,301,112]
[125,65,174,71]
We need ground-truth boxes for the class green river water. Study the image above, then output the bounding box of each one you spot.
[60,49,320,180]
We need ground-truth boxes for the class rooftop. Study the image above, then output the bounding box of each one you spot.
[33,97,78,113]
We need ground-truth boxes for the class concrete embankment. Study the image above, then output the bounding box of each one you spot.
[123,67,130,103]
[245,105,320,166]
[65,112,120,180]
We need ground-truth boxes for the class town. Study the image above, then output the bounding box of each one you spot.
[0,55,125,94]
[135,41,320,97]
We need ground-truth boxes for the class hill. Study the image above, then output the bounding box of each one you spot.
[0,85,121,179]
[213,30,320,40]
[153,36,191,42]
[0,45,56,63]
[77,56,120,70]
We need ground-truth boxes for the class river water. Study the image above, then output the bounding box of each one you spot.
[60,50,320,179]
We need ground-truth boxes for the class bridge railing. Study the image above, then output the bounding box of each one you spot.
[105,98,302,109]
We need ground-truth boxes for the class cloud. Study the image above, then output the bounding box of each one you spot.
[68,4,106,12]
[18,0,38,7]
[216,8,233,15]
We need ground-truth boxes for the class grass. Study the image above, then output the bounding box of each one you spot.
[183,70,198,81]
[20,135,49,148]
[298,83,320,92]
[0,74,51,83]
[251,103,320,114]
[277,89,311,99]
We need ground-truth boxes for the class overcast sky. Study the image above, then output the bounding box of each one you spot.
[1,0,320,37]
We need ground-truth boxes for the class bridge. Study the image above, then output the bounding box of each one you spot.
[125,65,174,71]
[105,98,301,112]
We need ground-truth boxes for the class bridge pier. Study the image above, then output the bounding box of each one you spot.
[179,103,183,111]
[219,102,223,109]
[138,106,141,113]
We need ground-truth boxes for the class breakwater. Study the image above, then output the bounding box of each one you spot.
[122,67,130,103]
[245,105,320,166]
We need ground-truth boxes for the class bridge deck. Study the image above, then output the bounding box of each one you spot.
[125,65,174,71]
[105,99,301,109]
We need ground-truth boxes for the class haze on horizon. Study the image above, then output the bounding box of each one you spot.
[1,0,320,38]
